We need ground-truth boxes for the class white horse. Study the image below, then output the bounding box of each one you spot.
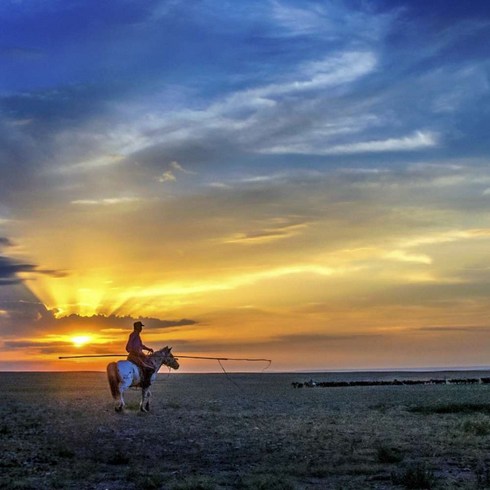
[106,346,179,412]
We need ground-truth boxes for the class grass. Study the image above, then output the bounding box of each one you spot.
[2,371,490,488]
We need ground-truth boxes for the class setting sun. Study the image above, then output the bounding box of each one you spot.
[71,335,92,348]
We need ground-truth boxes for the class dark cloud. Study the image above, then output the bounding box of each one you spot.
[0,234,67,284]
[2,340,70,351]
[0,255,37,285]
[0,340,126,356]
[269,332,385,345]
[0,300,54,331]
[417,325,490,334]
[0,298,197,340]
[52,314,196,331]
[0,254,67,286]
[2,340,125,355]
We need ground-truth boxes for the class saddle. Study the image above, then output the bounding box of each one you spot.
[127,353,155,388]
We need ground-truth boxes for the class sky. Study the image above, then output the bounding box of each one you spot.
[1,0,490,372]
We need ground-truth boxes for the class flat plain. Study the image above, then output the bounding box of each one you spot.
[2,370,490,489]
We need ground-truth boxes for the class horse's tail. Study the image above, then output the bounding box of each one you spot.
[106,362,121,398]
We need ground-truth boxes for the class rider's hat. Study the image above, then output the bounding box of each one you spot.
[133,321,144,329]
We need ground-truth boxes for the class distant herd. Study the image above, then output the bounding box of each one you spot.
[291,377,490,388]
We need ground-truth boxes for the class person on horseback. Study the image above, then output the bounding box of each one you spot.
[126,321,155,388]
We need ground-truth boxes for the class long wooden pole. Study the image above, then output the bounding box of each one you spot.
[59,354,271,363]
[58,354,126,359]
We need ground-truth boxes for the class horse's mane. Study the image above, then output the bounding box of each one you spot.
[147,346,177,370]
[148,346,170,360]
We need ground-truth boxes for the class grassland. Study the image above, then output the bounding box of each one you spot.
[2,370,490,489]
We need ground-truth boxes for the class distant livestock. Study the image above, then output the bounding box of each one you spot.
[291,377,490,388]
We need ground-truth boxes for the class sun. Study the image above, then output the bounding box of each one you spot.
[71,335,92,348]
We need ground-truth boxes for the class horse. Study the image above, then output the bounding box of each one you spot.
[106,346,179,412]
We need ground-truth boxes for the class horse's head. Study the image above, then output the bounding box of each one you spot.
[154,346,179,370]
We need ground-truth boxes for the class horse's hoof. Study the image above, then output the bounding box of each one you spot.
[115,406,123,413]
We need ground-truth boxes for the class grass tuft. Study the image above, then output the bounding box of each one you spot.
[55,446,75,458]
[462,417,490,436]
[376,444,404,464]
[391,464,436,489]
[135,474,165,490]
[475,461,490,487]
[170,475,216,490]
[236,474,295,490]
[409,403,490,415]
[106,450,130,465]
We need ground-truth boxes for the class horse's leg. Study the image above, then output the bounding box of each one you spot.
[108,362,126,412]
[115,386,126,412]
[140,387,151,412]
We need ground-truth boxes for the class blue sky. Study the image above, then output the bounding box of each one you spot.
[1,0,490,371]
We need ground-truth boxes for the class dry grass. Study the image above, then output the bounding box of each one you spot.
[1,371,490,488]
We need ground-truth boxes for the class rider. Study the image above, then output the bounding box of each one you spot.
[126,321,155,388]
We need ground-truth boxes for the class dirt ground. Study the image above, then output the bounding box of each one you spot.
[2,370,490,489]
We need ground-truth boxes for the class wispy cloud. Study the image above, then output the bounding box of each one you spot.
[157,160,196,183]
[262,131,438,155]
[222,217,309,245]
[385,250,433,265]
[71,197,142,206]
[158,171,177,183]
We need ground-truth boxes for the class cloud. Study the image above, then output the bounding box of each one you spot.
[322,131,439,154]
[269,0,395,41]
[385,250,433,265]
[52,314,196,331]
[71,197,142,206]
[417,325,490,334]
[0,255,63,286]
[0,299,197,341]
[269,331,386,345]
[158,170,177,183]
[0,237,13,247]
[262,131,439,155]
[157,160,196,183]
[222,218,309,245]
[2,339,73,354]
[0,238,67,285]
[170,160,195,174]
